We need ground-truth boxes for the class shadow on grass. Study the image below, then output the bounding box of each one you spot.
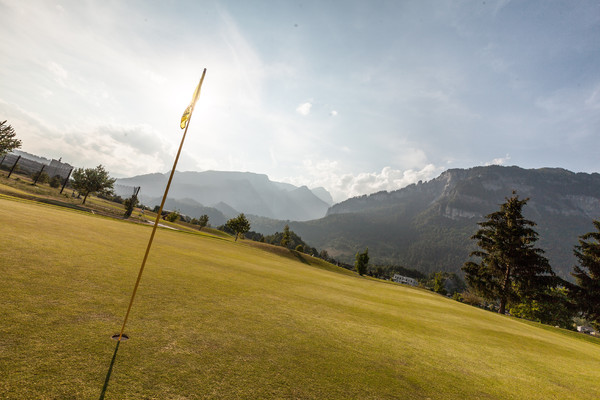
[98,340,121,400]
[38,198,91,212]
[290,249,310,265]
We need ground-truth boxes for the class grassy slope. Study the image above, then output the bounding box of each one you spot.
[1,195,599,399]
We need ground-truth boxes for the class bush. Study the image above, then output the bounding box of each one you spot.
[245,231,265,242]
[295,245,304,253]
[460,290,486,307]
[49,175,62,188]
[123,196,139,219]
[165,211,179,222]
[32,171,49,184]
[97,192,124,204]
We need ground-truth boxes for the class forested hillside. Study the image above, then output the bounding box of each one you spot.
[251,166,600,279]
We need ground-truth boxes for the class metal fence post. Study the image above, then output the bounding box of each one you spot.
[60,168,73,194]
[7,155,21,178]
[33,164,46,185]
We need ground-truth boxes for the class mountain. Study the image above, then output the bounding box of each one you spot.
[114,170,331,221]
[251,166,600,280]
[310,186,334,205]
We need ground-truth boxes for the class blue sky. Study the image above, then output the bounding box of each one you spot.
[1,0,599,202]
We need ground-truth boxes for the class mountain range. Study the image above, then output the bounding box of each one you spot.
[115,166,600,280]
[114,170,333,224]
[249,165,600,280]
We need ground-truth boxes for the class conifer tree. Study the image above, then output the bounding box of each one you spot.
[281,224,291,248]
[462,193,555,314]
[355,248,369,276]
[572,219,600,329]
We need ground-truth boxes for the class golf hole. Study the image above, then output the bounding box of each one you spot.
[111,334,129,341]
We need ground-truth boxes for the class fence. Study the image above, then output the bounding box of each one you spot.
[0,152,73,181]
[1,152,146,215]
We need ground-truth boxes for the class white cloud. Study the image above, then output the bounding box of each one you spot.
[0,99,173,177]
[329,110,338,117]
[296,102,312,116]
[485,154,511,166]
[281,160,444,203]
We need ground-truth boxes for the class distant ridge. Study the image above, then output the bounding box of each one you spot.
[115,170,332,222]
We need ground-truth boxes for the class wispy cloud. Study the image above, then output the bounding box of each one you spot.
[281,159,443,202]
[485,154,511,166]
[296,102,312,116]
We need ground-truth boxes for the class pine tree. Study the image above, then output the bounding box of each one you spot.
[462,193,555,314]
[572,219,600,329]
[281,224,291,248]
[355,248,369,276]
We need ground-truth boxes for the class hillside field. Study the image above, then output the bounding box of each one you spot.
[1,194,599,399]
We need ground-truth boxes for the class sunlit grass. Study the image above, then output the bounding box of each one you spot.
[1,195,599,399]
[0,173,202,231]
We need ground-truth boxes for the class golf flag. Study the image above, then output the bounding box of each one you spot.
[100,70,206,399]
[180,80,201,129]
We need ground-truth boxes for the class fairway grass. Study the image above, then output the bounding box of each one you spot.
[1,195,599,399]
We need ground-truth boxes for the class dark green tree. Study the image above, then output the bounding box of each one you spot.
[123,187,140,219]
[355,248,369,276]
[462,193,555,314]
[432,272,447,295]
[265,229,307,250]
[197,214,209,230]
[49,175,62,188]
[509,287,575,329]
[571,220,600,329]
[31,170,49,185]
[165,210,180,222]
[123,197,139,219]
[226,213,251,241]
[70,165,116,204]
[281,224,291,248]
[0,120,22,156]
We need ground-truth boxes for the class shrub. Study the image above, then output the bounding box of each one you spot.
[460,290,486,307]
[32,171,49,184]
[165,211,179,222]
[49,175,62,188]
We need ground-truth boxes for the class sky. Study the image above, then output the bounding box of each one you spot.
[1,0,599,202]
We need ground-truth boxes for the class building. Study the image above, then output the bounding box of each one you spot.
[577,325,596,335]
[391,274,418,286]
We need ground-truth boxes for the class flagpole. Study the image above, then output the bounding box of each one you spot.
[116,68,207,341]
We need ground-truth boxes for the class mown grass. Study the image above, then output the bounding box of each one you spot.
[0,173,203,232]
[1,195,599,399]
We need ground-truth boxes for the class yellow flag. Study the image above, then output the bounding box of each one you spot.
[180,82,200,129]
